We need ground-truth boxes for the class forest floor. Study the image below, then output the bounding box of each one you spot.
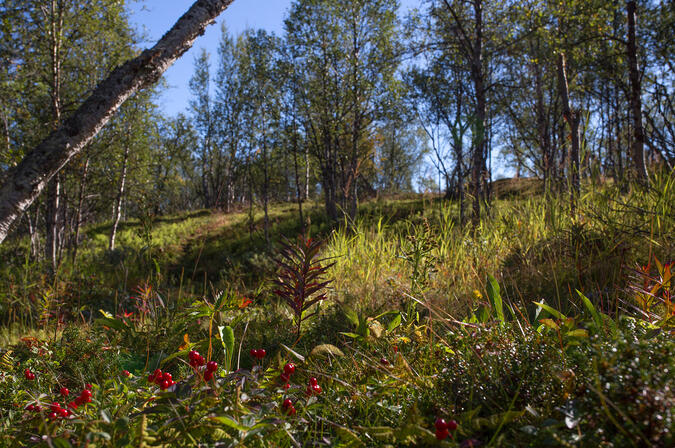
[0,175,673,447]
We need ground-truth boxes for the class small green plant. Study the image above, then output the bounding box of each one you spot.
[273,235,334,341]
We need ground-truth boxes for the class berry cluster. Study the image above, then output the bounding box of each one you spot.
[305,377,322,396]
[279,362,295,389]
[281,398,296,416]
[188,350,206,368]
[148,369,176,390]
[48,402,71,420]
[24,368,35,380]
[434,418,458,440]
[70,386,93,408]
[249,348,266,360]
[204,361,218,381]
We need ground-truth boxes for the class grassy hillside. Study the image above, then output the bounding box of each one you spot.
[0,175,673,447]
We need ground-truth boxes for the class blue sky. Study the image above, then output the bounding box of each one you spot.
[129,0,421,117]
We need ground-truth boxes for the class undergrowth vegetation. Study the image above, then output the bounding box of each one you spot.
[0,176,673,447]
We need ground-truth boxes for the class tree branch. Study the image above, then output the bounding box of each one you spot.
[0,0,235,243]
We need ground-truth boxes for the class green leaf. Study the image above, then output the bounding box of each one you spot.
[540,318,559,330]
[160,349,190,367]
[387,314,402,333]
[533,301,567,320]
[487,274,504,325]
[340,332,363,339]
[566,329,589,338]
[209,416,249,432]
[218,325,235,372]
[577,290,602,330]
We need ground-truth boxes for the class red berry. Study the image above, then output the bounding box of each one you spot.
[48,412,58,420]
[282,398,293,409]
[286,405,296,416]
[68,401,78,410]
[122,370,130,377]
[50,402,61,413]
[58,408,68,418]
[204,370,213,381]
[148,374,155,383]
[313,384,322,395]
[26,404,35,411]
[24,369,34,380]
[198,355,206,366]
[28,372,35,380]
[206,361,218,372]
[162,372,172,383]
[189,350,199,361]
[160,380,170,390]
[309,377,318,386]
[283,363,295,376]
[446,420,458,431]
[60,387,69,397]
[250,349,258,358]
[80,389,92,400]
[257,349,266,359]
[85,383,93,390]
[380,357,390,366]
[435,418,447,431]
[435,428,450,440]
[34,405,42,412]
[283,382,290,390]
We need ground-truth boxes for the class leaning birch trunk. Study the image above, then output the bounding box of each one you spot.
[0,0,235,245]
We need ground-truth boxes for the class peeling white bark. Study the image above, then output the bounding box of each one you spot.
[0,0,235,244]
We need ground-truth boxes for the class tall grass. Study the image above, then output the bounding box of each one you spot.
[325,173,674,322]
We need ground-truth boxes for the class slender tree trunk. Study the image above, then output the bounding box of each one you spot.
[291,100,304,232]
[261,114,270,247]
[533,51,550,192]
[109,143,129,251]
[454,82,465,226]
[626,0,648,182]
[44,0,64,272]
[27,206,41,259]
[71,155,89,263]
[556,52,580,212]
[0,100,10,156]
[45,176,61,272]
[0,0,235,245]
[469,0,486,227]
[304,143,310,201]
